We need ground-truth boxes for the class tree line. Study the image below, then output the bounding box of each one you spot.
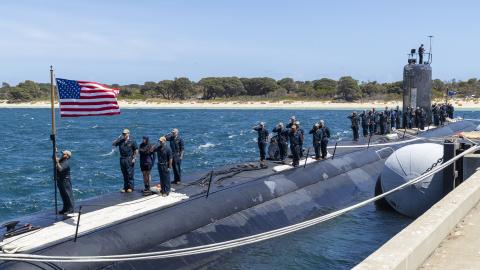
[1,76,479,103]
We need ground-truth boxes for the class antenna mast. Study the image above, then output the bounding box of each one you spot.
[427,35,434,64]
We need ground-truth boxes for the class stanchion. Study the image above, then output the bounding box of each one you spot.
[74,206,82,242]
[367,134,372,149]
[206,170,214,199]
[303,148,310,168]
[332,142,338,160]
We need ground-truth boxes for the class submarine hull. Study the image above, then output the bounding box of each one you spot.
[0,121,476,270]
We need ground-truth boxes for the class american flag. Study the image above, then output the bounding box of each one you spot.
[56,78,120,117]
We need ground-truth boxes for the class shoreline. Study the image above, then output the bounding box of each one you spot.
[0,100,478,110]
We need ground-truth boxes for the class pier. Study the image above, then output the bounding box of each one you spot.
[354,154,480,270]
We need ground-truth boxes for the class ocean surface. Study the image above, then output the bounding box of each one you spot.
[0,108,478,269]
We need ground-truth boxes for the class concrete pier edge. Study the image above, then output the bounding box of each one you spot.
[353,169,480,270]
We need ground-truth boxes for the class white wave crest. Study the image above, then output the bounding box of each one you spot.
[198,143,215,149]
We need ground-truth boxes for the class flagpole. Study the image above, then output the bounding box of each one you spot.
[50,65,58,215]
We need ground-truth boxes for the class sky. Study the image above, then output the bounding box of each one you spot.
[0,0,479,85]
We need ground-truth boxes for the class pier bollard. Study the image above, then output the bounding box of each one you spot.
[443,140,459,196]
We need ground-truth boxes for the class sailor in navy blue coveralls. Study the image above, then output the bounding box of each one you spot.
[55,150,74,215]
[113,129,138,193]
[152,136,173,196]
[165,128,184,184]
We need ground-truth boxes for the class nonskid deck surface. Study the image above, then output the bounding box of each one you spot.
[0,192,189,254]
[0,131,433,254]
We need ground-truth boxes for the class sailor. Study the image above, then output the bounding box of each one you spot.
[367,110,375,135]
[253,122,269,164]
[319,120,331,159]
[359,110,369,137]
[410,107,416,128]
[374,109,381,134]
[165,128,184,184]
[139,136,155,192]
[286,116,296,129]
[295,120,305,157]
[288,124,301,167]
[151,136,173,196]
[370,108,376,133]
[432,103,440,126]
[395,106,402,129]
[379,112,386,135]
[390,108,396,130]
[414,107,421,128]
[402,108,408,129]
[272,122,289,163]
[54,150,74,215]
[267,134,280,161]
[113,129,138,193]
[419,107,426,130]
[348,111,360,141]
[439,105,447,126]
[384,107,391,134]
[418,44,425,64]
[405,107,412,129]
[447,103,454,119]
[309,123,322,160]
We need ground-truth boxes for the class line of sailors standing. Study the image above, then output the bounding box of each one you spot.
[110,103,454,196]
[347,103,455,141]
[431,103,454,126]
[253,116,331,167]
[112,128,184,197]
[348,106,403,141]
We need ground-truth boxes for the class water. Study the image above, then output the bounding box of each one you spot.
[0,108,478,269]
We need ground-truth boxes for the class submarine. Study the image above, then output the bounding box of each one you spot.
[0,119,477,270]
[1,50,477,270]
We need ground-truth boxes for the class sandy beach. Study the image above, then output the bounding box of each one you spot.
[0,99,478,110]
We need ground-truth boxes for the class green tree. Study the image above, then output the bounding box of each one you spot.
[241,77,279,96]
[157,80,175,99]
[277,78,297,94]
[297,81,315,97]
[360,81,386,98]
[198,77,224,99]
[172,77,193,99]
[337,76,360,101]
[140,81,158,98]
[222,77,246,97]
[7,88,33,102]
[17,80,41,99]
[313,78,337,98]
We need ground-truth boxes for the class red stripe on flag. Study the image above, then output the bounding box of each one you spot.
[77,81,119,90]
[60,101,118,106]
[60,112,121,117]
[78,95,118,99]
[80,89,117,93]
[60,106,119,112]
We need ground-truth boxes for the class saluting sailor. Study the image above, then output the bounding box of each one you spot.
[152,136,173,196]
[165,128,184,184]
[113,129,138,193]
[253,122,269,164]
